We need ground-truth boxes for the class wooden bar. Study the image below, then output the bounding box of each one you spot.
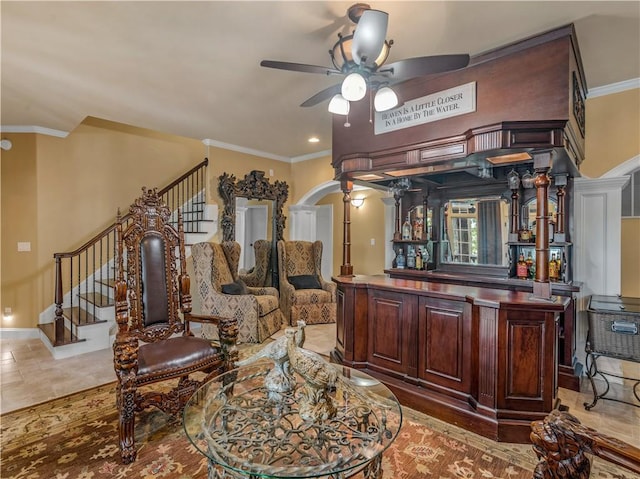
[331,275,569,443]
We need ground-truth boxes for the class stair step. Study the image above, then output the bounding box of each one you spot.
[63,306,108,326]
[96,278,117,288]
[39,323,85,346]
[79,292,113,307]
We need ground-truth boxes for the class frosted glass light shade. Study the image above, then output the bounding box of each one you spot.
[328,94,350,115]
[374,86,398,112]
[341,73,367,101]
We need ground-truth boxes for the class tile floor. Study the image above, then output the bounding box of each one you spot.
[1,323,639,448]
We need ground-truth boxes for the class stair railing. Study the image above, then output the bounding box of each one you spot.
[52,158,209,346]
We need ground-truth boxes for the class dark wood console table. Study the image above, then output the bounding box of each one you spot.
[331,275,569,443]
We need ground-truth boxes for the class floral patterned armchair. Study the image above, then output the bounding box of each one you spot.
[191,241,283,343]
[277,240,337,326]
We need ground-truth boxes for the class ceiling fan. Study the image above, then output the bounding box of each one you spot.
[260,3,470,115]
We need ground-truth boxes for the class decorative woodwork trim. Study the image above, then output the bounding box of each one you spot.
[218,170,289,243]
[218,170,289,287]
[334,121,573,180]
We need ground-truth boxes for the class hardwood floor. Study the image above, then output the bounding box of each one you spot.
[1,323,638,449]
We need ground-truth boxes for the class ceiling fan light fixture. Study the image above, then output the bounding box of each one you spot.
[328,94,350,115]
[331,35,391,71]
[331,35,354,71]
[374,86,398,111]
[352,9,389,67]
[341,72,367,101]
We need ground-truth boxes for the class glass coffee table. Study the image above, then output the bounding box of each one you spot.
[183,360,402,479]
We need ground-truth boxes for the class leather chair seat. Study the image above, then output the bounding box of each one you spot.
[137,336,222,382]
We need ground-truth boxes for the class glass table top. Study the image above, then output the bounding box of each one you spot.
[183,360,402,478]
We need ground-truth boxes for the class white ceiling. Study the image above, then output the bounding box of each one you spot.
[1,1,638,160]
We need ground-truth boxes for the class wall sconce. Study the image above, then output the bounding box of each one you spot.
[1,139,13,151]
[350,197,365,208]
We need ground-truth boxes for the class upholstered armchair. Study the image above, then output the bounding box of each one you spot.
[191,241,283,343]
[239,239,272,287]
[113,188,238,464]
[277,240,337,326]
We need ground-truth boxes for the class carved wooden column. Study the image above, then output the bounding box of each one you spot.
[507,169,521,242]
[532,151,552,299]
[340,180,354,276]
[421,194,429,240]
[393,193,402,240]
[555,174,567,242]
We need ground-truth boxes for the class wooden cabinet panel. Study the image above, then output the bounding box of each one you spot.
[498,309,557,412]
[368,290,414,374]
[507,323,543,398]
[418,297,471,393]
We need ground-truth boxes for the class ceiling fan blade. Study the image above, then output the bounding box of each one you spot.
[260,60,341,75]
[352,9,388,67]
[300,84,342,107]
[381,54,470,81]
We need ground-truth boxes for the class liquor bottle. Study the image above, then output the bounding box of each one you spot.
[525,252,534,278]
[396,248,406,269]
[549,253,559,281]
[422,245,430,264]
[406,246,416,269]
[413,217,423,240]
[516,253,528,279]
[402,215,411,240]
[415,248,423,270]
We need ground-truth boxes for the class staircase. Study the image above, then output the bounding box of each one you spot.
[38,159,217,359]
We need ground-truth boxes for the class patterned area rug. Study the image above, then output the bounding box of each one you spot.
[1,357,635,478]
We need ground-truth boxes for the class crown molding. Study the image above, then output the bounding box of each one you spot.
[202,138,290,163]
[588,78,640,99]
[0,125,69,137]
[290,150,332,163]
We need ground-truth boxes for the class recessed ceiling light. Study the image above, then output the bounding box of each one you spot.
[308,136,320,143]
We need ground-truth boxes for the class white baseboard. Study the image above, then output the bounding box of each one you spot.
[0,328,41,339]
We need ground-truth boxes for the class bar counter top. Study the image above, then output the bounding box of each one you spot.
[333,274,570,311]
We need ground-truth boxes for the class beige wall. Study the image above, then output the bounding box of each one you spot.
[584,88,640,297]
[1,135,39,328]
[289,155,334,204]
[583,89,639,179]
[318,190,387,276]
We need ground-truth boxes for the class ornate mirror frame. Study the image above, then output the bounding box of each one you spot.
[218,170,289,287]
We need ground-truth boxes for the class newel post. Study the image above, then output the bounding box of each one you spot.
[54,255,65,345]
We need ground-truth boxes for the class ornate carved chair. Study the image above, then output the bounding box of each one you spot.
[239,239,272,287]
[191,241,283,343]
[113,188,238,464]
[530,409,640,478]
[277,240,337,326]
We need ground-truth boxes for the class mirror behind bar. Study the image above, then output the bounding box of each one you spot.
[441,197,510,267]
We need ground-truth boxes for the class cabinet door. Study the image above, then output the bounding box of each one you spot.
[497,309,557,412]
[417,297,472,394]
[367,290,416,375]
